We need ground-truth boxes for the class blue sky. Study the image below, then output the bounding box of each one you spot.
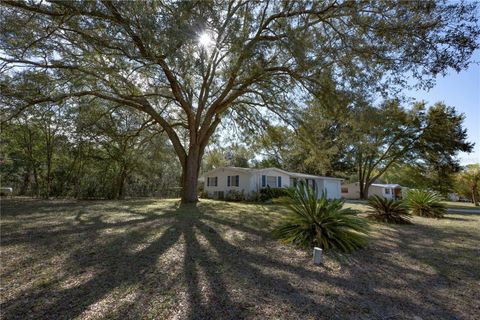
[405,50,480,166]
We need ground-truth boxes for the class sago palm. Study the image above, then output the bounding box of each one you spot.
[273,181,369,252]
[405,189,446,218]
[367,195,412,224]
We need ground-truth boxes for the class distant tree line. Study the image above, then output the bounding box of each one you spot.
[1,102,181,199]
[1,94,475,201]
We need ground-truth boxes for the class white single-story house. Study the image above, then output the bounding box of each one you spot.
[202,167,343,200]
[341,182,404,200]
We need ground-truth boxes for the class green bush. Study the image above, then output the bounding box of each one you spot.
[405,189,446,218]
[225,189,245,201]
[273,181,369,252]
[259,187,290,202]
[259,187,272,202]
[367,195,412,224]
[198,191,209,199]
[266,187,291,198]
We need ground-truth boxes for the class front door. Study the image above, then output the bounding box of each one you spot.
[394,188,402,200]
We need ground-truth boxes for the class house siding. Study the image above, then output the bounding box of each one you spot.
[204,168,254,198]
[341,183,400,200]
[257,168,291,189]
[323,179,341,199]
[203,167,343,200]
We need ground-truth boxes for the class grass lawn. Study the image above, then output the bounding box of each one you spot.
[343,200,370,213]
[442,201,479,210]
[1,198,479,319]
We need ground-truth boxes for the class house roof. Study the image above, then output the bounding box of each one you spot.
[288,172,343,181]
[202,166,343,181]
[371,183,402,188]
[204,167,256,175]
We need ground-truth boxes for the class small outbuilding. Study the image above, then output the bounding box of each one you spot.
[341,182,404,200]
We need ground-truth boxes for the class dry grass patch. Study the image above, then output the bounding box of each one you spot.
[442,201,479,210]
[1,198,479,319]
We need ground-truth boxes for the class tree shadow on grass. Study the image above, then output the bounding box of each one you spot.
[1,200,478,319]
[1,202,325,319]
[395,217,480,281]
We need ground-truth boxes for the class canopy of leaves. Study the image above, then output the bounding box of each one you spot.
[1,0,479,160]
[296,99,471,195]
[202,143,253,172]
[455,164,480,205]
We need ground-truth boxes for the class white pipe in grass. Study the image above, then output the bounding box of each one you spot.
[313,247,323,265]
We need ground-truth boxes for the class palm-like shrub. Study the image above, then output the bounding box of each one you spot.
[405,189,446,218]
[367,195,412,224]
[273,182,369,252]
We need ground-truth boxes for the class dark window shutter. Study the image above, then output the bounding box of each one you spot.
[262,175,266,187]
[227,176,230,187]
[236,175,239,186]
[278,176,282,187]
[207,177,210,187]
[215,177,218,186]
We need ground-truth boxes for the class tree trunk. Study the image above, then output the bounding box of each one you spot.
[44,124,53,199]
[20,169,31,195]
[472,186,478,206]
[359,183,370,200]
[181,147,202,203]
[117,166,127,200]
[33,166,39,197]
[45,161,51,199]
[358,175,370,200]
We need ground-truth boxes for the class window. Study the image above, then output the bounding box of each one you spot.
[341,187,348,193]
[385,188,390,194]
[267,176,277,187]
[290,178,297,187]
[306,178,316,191]
[207,177,218,187]
[262,175,279,187]
[227,175,239,187]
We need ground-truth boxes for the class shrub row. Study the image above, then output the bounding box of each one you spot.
[199,187,290,202]
[367,189,446,223]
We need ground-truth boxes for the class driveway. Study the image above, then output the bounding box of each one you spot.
[447,208,480,214]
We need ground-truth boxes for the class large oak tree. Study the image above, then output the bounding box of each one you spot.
[289,99,473,199]
[349,101,473,199]
[1,0,478,202]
